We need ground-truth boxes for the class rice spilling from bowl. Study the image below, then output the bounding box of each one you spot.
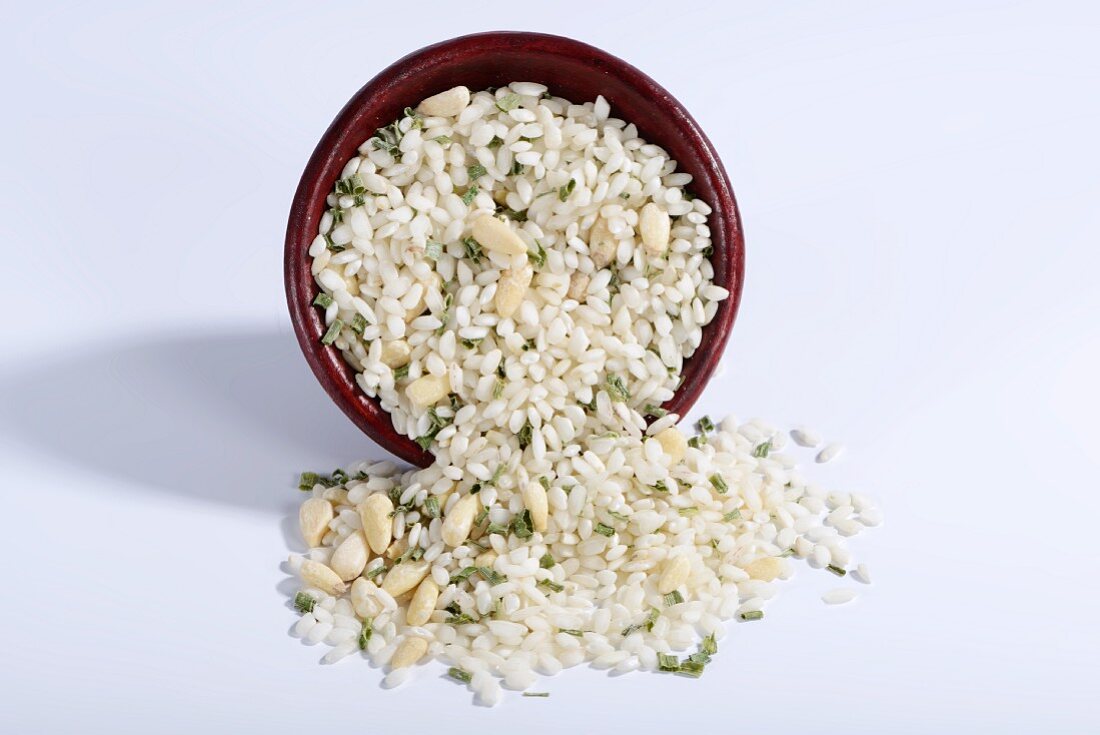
[288,84,880,704]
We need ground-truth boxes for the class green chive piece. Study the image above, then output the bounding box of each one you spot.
[593,522,615,537]
[474,505,490,525]
[423,496,440,519]
[298,472,320,491]
[559,628,584,637]
[425,241,444,261]
[462,236,483,263]
[509,160,525,176]
[320,319,343,345]
[678,660,705,677]
[496,93,520,112]
[779,548,796,557]
[432,135,452,146]
[511,509,534,539]
[448,667,473,683]
[467,164,487,181]
[293,592,315,613]
[518,420,533,449]
[358,619,373,649]
[678,507,699,517]
[663,590,684,607]
[826,564,847,577]
[709,473,728,494]
[478,567,507,585]
[350,313,367,335]
[652,480,669,493]
[487,135,504,149]
[522,692,550,698]
[462,186,478,205]
[739,610,764,621]
[557,178,577,201]
[450,566,479,585]
[687,435,706,449]
[492,377,505,399]
[657,653,680,672]
[538,476,551,492]
[605,375,630,402]
[538,578,564,593]
[393,363,410,380]
[723,509,742,522]
[539,552,556,569]
[698,415,714,433]
[644,404,668,418]
[330,469,348,485]
[485,522,509,536]
[527,241,547,269]
[312,292,333,309]
[701,632,717,655]
[365,564,385,580]
[753,439,773,458]
[606,509,629,522]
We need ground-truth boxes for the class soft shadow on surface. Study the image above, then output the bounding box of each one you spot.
[0,329,392,511]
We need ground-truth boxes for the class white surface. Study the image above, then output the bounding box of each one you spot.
[2,2,1098,732]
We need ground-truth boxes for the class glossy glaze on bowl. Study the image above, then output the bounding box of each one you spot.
[286,31,745,467]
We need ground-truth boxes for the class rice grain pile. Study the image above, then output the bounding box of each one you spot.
[285,83,880,704]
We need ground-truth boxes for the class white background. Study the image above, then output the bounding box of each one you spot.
[2,1,1097,732]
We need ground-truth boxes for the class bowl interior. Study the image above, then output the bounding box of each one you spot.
[286,32,744,467]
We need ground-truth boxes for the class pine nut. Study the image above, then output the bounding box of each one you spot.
[657,555,691,594]
[330,531,369,581]
[472,215,527,256]
[360,494,394,555]
[350,577,381,618]
[566,271,589,301]
[299,560,346,596]
[381,559,430,597]
[390,636,429,669]
[380,340,411,368]
[418,86,470,117]
[745,556,783,582]
[639,202,670,255]
[522,480,549,533]
[655,427,687,464]
[441,493,480,547]
[406,374,449,408]
[588,217,616,268]
[299,497,333,548]
[406,579,440,626]
[494,263,532,318]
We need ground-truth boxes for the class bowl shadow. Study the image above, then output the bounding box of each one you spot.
[0,328,395,512]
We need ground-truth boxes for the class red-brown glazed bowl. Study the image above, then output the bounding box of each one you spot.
[286,31,745,467]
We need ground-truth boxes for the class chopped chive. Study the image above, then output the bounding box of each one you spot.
[509,160,526,176]
[330,469,349,485]
[298,472,320,491]
[687,435,706,449]
[778,548,796,557]
[605,375,630,402]
[652,480,669,493]
[496,93,521,112]
[593,522,615,537]
[293,592,315,613]
[557,178,577,201]
[739,610,764,621]
[511,509,534,539]
[678,660,705,677]
[320,319,343,345]
[538,578,564,593]
[365,564,385,580]
[450,566,479,585]
[500,207,527,221]
[485,522,509,536]
[425,241,444,261]
[709,473,728,494]
[432,135,452,146]
[752,439,773,458]
[312,292,333,309]
[527,241,547,269]
[698,415,714,433]
[723,509,742,522]
[467,164,487,181]
[538,476,551,492]
[446,611,478,625]
[474,505,490,525]
[517,420,533,449]
[478,567,508,585]
[423,496,441,519]
[678,507,699,517]
[644,404,668,418]
[462,236,483,263]
[559,628,584,637]
[358,618,373,649]
[492,377,505,399]
[350,313,367,335]
[663,590,684,606]
[657,653,680,672]
[393,363,410,380]
[701,632,717,655]
[448,667,472,683]
[539,553,556,569]
[461,186,479,206]
[487,135,504,150]
[488,464,505,486]
[606,509,629,522]
[522,692,550,698]
[460,337,483,350]
[826,564,847,577]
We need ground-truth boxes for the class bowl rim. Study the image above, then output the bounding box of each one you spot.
[285,30,745,467]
